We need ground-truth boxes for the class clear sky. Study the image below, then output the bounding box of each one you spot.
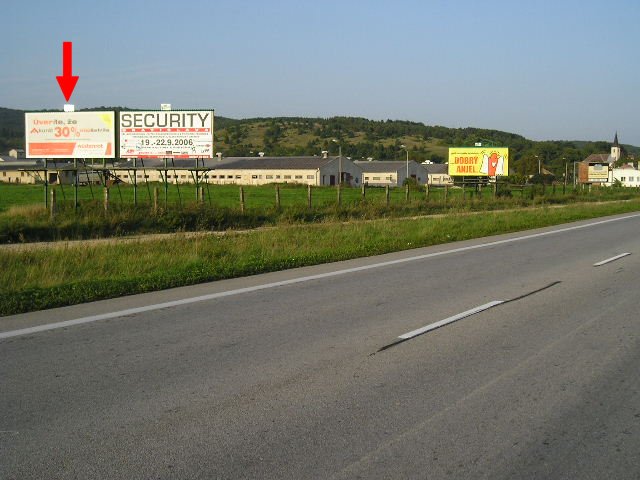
[2,0,638,144]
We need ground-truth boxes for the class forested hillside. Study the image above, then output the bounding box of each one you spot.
[2,107,636,178]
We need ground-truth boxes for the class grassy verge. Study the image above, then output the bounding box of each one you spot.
[2,199,640,316]
[2,184,640,243]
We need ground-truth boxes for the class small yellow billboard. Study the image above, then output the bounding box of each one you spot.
[448,147,509,176]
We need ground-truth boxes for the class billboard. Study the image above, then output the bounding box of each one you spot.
[588,164,609,183]
[25,112,115,158]
[448,147,509,176]
[119,110,214,158]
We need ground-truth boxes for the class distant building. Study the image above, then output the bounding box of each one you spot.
[110,155,362,187]
[610,163,640,187]
[353,160,426,187]
[423,163,453,186]
[8,148,25,159]
[0,155,76,184]
[577,133,622,185]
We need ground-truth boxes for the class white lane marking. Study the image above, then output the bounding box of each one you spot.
[1,213,639,340]
[398,301,505,340]
[593,252,631,267]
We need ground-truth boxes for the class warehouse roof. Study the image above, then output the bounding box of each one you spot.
[424,163,448,174]
[212,156,337,170]
[353,160,409,173]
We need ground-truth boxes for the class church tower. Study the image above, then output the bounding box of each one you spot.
[611,132,621,162]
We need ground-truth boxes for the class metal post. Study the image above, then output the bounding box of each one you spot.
[339,144,342,186]
[133,158,138,206]
[361,182,366,199]
[74,158,78,211]
[425,183,429,200]
[164,158,168,208]
[44,159,48,208]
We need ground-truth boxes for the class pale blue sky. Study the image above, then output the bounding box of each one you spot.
[2,0,638,144]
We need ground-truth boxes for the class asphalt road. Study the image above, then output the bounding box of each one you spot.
[2,213,640,479]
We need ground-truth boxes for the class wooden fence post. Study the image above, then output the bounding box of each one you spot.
[239,186,245,213]
[307,184,312,210]
[385,185,390,207]
[275,186,281,209]
[444,185,448,205]
[153,187,159,214]
[361,183,366,199]
[405,184,410,202]
[103,187,109,212]
[425,183,429,200]
[50,189,57,218]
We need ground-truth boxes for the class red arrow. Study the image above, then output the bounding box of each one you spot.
[56,41,79,102]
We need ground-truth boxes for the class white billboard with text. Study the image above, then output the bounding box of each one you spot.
[119,110,214,158]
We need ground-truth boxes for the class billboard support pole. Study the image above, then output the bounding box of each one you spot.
[164,158,168,209]
[133,158,138,207]
[84,160,94,199]
[74,158,78,211]
[44,159,48,209]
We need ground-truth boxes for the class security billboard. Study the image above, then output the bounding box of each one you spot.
[448,147,509,176]
[119,110,214,158]
[25,112,115,158]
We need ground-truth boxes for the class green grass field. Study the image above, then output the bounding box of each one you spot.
[1,182,639,244]
[0,181,626,213]
[2,199,640,316]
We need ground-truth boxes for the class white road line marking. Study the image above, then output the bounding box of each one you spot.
[398,301,505,340]
[593,252,631,267]
[1,213,639,340]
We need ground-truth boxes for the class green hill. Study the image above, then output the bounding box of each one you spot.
[2,107,636,177]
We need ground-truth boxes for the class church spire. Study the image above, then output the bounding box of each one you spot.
[611,132,622,162]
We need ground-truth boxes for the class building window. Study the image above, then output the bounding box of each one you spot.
[386,176,393,181]
[227,175,233,179]
[266,175,273,179]
[276,175,281,179]
[307,175,314,179]
[295,175,302,179]
[252,175,258,179]
[144,175,149,178]
[212,175,217,178]
[284,175,291,179]
[373,176,380,180]
[235,175,241,179]
[621,177,626,182]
